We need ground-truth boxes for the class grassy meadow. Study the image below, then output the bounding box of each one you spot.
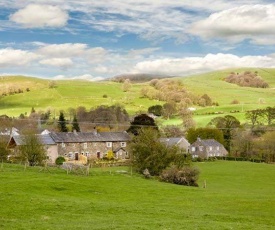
[0,68,274,126]
[0,161,274,229]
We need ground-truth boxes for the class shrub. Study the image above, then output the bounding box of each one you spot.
[55,156,66,165]
[160,166,200,187]
[103,94,108,98]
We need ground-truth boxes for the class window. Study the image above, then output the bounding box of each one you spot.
[61,142,65,148]
[199,146,203,151]
[209,146,212,151]
[85,152,90,157]
[217,146,220,150]
[84,142,87,149]
[106,142,112,147]
[121,142,126,147]
[68,152,74,160]
[191,147,195,152]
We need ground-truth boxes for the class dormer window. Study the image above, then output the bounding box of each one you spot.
[121,142,126,147]
[209,146,213,151]
[61,142,65,148]
[106,142,112,148]
[84,142,87,149]
[199,146,203,151]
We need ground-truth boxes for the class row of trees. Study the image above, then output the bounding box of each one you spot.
[245,106,275,127]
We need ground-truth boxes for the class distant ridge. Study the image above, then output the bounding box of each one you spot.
[110,73,174,83]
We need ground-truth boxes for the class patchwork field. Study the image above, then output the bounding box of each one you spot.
[0,161,274,229]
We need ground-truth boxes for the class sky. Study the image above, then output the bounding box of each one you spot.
[1,0,275,81]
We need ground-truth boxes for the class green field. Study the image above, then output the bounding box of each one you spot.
[0,68,274,126]
[0,161,274,229]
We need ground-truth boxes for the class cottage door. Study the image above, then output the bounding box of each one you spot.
[75,153,79,160]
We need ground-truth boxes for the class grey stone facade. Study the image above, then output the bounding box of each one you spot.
[190,138,228,159]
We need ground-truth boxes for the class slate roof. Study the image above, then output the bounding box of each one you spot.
[159,137,189,147]
[11,134,56,146]
[193,139,223,147]
[50,131,131,143]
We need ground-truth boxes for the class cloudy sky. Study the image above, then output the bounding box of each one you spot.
[1,0,275,80]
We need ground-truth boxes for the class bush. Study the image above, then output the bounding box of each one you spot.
[160,166,200,187]
[55,156,66,165]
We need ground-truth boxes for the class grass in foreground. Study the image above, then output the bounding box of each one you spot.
[0,161,274,230]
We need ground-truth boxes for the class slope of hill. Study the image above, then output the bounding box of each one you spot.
[0,76,158,117]
[0,68,274,126]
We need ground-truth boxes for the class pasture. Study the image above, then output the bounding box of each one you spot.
[0,161,274,229]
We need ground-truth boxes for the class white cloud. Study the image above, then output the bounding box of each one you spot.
[53,74,103,81]
[86,47,108,63]
[71,74,104,81]
[9,4,69,28]
[133,53,275,76]
[190,4,275,45]
[0,48,38,67]
[37,43,88,58]
[39,58,73,69]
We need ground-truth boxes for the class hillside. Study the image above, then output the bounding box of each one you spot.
[0,68,274,126]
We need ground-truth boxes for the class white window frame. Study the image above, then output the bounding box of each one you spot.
[106,142,112,148]
[191,147,195,152]
[217,146,220,150]
[61,142,65,148]
[121,142,126,147]
[209,146,213,151]
[84,142,88,149]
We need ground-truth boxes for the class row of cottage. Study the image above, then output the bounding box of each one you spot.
[6,129,228,164]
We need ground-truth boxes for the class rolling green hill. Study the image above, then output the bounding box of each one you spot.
[0,68,274,126]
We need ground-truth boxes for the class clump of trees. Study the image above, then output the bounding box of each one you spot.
[141,79,215,108]
[129,128,199,187]
[76,105,129,131]
[224,71,269,88]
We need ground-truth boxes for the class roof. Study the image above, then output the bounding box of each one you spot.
[191,138,223,147]
[11,134,56,146]
[50,131,131,143]
[159,137,189,147]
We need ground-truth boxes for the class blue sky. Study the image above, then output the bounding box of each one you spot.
[1,0,275,80]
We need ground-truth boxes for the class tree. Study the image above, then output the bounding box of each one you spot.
[162,102,177,119]
[129,128,175,175]
[162,125,185,137]
[231,129,255,158]
[122,79,131,92]
[208,115,240,152]
[200,94,212,106]
[263,107,275,125]
[179,108,196,129]
[245,109,265,128]
[72,115,80,132]
[0,136,10,162]
[48,80,57,88]
[19,134,46,166]
[148,105,163,116]
[186,127,224,144]
[255,131,275,163]
[58,111,68,132]
[127,114,158,135]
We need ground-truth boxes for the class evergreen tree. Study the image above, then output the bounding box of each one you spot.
[72,115,80,132]
[58,112,68,132]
